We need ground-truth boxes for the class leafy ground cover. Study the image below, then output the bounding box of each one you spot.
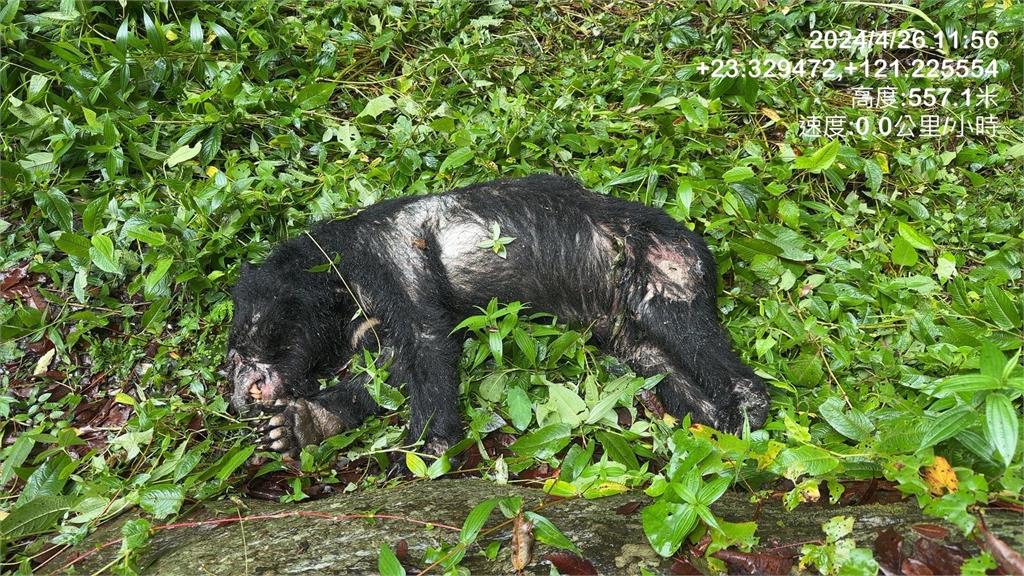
[1,1,1022,574]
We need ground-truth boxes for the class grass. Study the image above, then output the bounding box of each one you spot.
[1,1,1022,574]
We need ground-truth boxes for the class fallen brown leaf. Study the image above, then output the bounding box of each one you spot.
[978,516,1024,576]
[542,552,597,576]
[874,527,904,575]
[511,513,533,572]
[712,548,793,575]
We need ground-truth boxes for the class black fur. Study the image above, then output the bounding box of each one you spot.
[226,175,769,457]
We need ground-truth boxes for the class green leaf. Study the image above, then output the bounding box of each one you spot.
[509,423,570,459]
[357,94,395,119]
[983,286,1020,330]
[440,147,474,172]
[56,232,91,259]
[863,158,883,192]
[215,445,254,480]
[295,83,336,110]
[0,435,35,488]
[144,257,174,296]
[890,236,919,267]
[89,234,121,274]
[642,500,697,557]
[722,166,755,183]
[141,11,166,54]
[818,397,874,442]
[378,543,406,576]
[794,140,840,172]
[0,495,77,539]
[208,22,236,49]
[35,187,72,231]
[985,393,1018,467]
[898,222,935,251]
[138,484,184,519]
[919,407,975,451]
[505,386,532,431]
[166,143,201,167]
[546,384,587,428]
[775,445,839,480]
[405,452,428,478]
[596,430,639,470]
[512,327,536,366]
[460,498,499,544]
[17,453,72,506]
[524,511,580,553]
[188,15,203,51]
[696,476,731,505]
[120,518,151,553]
[931,373,1005,397]
[126,226,166,246]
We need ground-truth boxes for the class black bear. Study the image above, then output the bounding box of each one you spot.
[225,175,769,457]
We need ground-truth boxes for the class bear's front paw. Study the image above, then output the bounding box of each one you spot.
[257,398,345,459]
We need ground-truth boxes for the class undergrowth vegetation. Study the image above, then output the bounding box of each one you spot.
[1,1,1021,574]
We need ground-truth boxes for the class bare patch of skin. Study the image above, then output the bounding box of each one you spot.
[644,242,702,303]
[349,317,380,348]
[228,349,285,414]
[259,398,346,458]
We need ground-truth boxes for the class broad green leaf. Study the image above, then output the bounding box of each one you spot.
[56,232,91,259]
[775,445,839,480]
[898,222,935,251]
[642,500,697,557]
[138,484,184,519]
[546,384,587,428]
[891,236,918,266]
[696,476,731,505]
[722,166,755,183]
[120,518,151,553]
[89,234,121,274]
[295,83,335,110]
[17,453,72,506]
[215,445,254,480]
[460,498,498,544]
[508,423,570,459]
[863,158,883,191]
[126,226,166,246]
[794,140,839,172]
[358,94,395,119]
[524,511,579,553]
[505,386,532,431]
[819,397,874,442]
[378,543,406,576]
[919,407,975,451]
[0,495,78,539]
[189,15,203,50]
[208,22,236,49]
[983,286,1020,330]
[512,327,536,366]
[144,257,174,296]
[35,187,72,231]
[597,431,639,470]
[1,435,35,487]
[405,452,428,478]
[985,393,1018,467]
[166,143,201,167]
[931,374,1004,397]
[440,147,474,172]
[141,11,166,54]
